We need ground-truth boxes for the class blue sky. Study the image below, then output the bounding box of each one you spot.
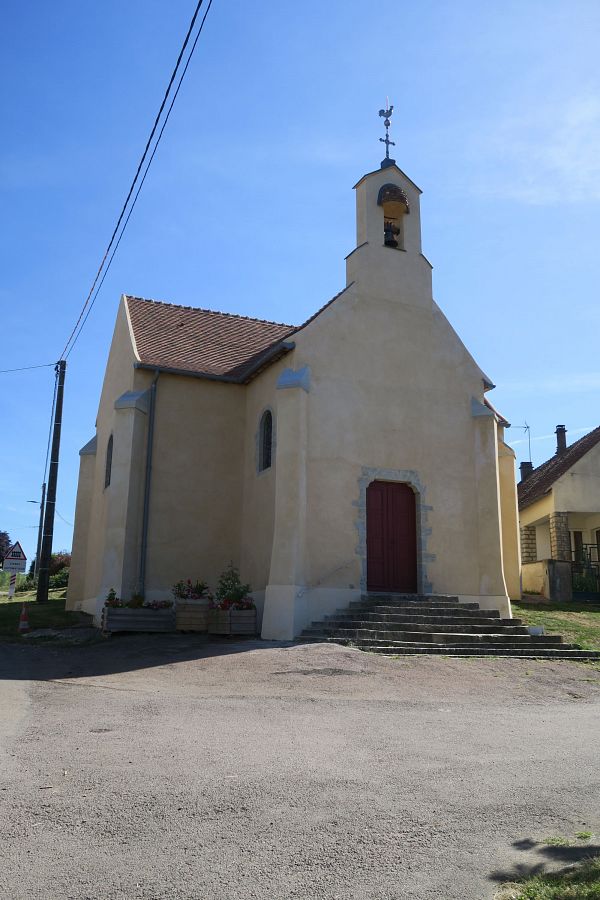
[1,0,599,559]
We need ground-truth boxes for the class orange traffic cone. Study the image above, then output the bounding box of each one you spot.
[18,604,30,634]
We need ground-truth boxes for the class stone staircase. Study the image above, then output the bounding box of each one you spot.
[300,593,600,659]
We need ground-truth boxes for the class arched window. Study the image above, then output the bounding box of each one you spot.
[258,411,273,472]
[104,435,113,488]
[377,183,410,250]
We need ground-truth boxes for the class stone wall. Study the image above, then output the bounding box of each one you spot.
[520,525,537,564]
[549,512,571,561]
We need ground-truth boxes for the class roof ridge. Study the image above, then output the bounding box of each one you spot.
[518,423,600,508]
[292,283,355,334]
[125,294,295,329]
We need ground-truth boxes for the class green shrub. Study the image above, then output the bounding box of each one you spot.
[573,572,599,593]
[49,568,69,589]
[215,564,251,604]
[15,577,36,593]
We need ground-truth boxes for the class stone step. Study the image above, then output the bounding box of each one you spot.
[351,598,477,610]
[362,593,460,602]
[300,636,598,659]
[362,645,600,659]
[348,603,484,615]
[323,613,517,627]
[340,605,501,617]
[311,621,530,635]
[302,629,564,646]
[300,592,591,661]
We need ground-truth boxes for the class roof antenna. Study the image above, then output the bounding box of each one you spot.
[513,422,532,462]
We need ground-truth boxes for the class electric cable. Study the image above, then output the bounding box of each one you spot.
[0,363,56,374]
[55,510,74,528]
[65,0,214,359]
[59,0,212,360]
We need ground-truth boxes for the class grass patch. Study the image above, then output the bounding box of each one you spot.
[543,836,572,847]
[506,856,600,898]
[0,591,81,640]
[577,832,594,841]
[512,601,600,652]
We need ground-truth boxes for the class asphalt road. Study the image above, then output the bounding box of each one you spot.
[1,636,599,900]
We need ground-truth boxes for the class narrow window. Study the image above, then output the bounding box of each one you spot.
[259,411,273,472]
[105,435,113,488]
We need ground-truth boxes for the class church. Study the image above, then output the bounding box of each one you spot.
[67,118,521,638]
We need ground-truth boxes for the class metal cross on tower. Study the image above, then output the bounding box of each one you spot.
[379,102,395,162]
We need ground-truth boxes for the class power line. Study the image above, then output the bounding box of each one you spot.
[0,362,56,374]
[60,0,212,360]
[65,0,214,359]
[55,510,74,528]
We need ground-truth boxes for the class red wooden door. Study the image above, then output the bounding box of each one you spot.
[366,481,417,592]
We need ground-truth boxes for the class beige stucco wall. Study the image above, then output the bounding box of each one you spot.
[70,165,515,636]
[536,523,551,559]
[67,299,139,615]
[521,561,547,595]
[239,360,286,593]
[567,513,600,545]
[143,374,246,602]
[497,432,521,600]
[553,442,600,513]
[262,163,511,636]
[65,447,96,610]
[69,315,250,616]
[519,494,554,527]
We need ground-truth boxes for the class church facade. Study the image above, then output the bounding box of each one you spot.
[67,155,521,637]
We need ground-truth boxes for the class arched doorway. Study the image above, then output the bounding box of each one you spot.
[366,481,417,592]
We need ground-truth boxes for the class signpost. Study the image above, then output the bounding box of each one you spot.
[2,542,27,599]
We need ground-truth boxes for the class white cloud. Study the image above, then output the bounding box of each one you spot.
[501,372,600,394]
[508,426,592,447]
[468,93,600,204]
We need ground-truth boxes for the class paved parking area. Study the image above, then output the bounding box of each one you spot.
[1,636,599,899]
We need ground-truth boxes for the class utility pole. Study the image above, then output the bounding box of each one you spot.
[36,361,66,603]
[34,482,46,579]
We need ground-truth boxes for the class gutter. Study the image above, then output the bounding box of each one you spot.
[137,371,159,596]
[133,340,295,385]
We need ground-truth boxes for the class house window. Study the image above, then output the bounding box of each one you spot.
[105,435,113,488]
[259,411,273,472]
[572,530,584,563]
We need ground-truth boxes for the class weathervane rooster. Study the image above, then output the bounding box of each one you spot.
[379,102,395,163]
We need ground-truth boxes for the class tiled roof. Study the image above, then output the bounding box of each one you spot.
[125,295,296,382]
[518,425,600,509]
[484,396,510,428]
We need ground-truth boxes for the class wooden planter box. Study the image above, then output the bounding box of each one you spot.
[102,607,176,633]
[176,597,210,632]
[208,608,257,636]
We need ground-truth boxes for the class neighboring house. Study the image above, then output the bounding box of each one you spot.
[518,425,600,601]
[67,151,521,637]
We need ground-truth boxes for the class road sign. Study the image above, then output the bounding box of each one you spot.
[2,541,27,574]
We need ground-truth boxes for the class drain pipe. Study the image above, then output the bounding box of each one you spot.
[137,371,159,596]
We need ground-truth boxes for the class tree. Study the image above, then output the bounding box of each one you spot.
[49,551,71,576]
[0,531,11,560]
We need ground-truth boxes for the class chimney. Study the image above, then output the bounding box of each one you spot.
[520,461,534,481]
[555,425,567,455]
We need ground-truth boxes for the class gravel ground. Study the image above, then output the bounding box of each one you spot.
[1,636,599,900]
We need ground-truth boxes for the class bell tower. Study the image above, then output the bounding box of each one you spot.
[346,104,430,308]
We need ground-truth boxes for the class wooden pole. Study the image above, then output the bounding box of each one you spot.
[36,361,66,603]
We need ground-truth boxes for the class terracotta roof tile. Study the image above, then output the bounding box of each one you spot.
[484,396,510,428]
[126,295,295,381]
[518,424,600,509]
